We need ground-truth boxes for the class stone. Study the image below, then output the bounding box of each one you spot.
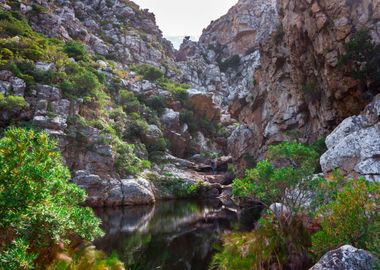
[35,62,55,72]
[9,77,26,96]
[160,108,180,129]
[186,88,221,122]
[269,203,291,218]
[121,179,155,205]
[142,125,163,145]
[310,245,375,270]
[321,96,380,180]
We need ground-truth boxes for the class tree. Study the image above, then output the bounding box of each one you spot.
[0,128,103,269]
[339,29,380,94]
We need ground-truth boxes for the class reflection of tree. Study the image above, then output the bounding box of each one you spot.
[94,200,238,270]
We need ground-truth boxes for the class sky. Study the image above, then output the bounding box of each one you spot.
[133,0,238,40]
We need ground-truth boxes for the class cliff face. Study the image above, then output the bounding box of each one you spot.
[179,0,380,170]
[15,0,176,66]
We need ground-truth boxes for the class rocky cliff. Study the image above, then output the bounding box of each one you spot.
[0,0,379,208]
[178,0,380,173]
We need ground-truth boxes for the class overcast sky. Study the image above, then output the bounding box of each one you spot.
[133,0,238,38]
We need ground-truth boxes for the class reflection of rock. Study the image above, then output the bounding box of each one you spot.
[310,245,375,270]
[94,200,239,270]
[94,205,155,234]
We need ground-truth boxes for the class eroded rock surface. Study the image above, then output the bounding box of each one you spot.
[310,245,376,270]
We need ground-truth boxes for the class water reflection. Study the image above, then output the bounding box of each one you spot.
[94,200,239,270]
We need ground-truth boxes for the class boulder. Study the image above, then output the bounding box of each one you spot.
[142,124,163,145]
[310,245,375,270]
[186,88,221,122]
[321,95,380,181]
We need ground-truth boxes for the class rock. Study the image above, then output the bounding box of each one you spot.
[33,115,67,131]
[121,178,155,205]
[321,95,380,181]
[310,245,375,270]
[36,84,62,101]
[35,62,55,72]
[142,125,163,145]
[186,88,221,122]
[9,77,26,96]
[269,203,291,218]
[0,70,13,81]
[160,108,180,129]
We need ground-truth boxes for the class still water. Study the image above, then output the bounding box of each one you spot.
[93,200,259,270]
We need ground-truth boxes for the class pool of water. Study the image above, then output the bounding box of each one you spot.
[93,200,255,270]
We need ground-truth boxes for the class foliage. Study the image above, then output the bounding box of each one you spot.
[114,138,151,176]
[60,62,102,98]
[119,90,141,113]
[232,142,321,210]
[212,212,311,270]
[219,55,241,72]
[146,173,201,198]
[310,179,380,258]
[0,239,37,270]
[63,41,88,61]
[48,246,124,270]
[132,64,164,81]
[159,78,190,103]
[179,109,218,137]
[0,93,27,111]
[126,112,149,140]
[0,128,103,269]
[339,29,380,93]
[144,95,166,115]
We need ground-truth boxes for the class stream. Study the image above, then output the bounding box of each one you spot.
[93,200,261,270]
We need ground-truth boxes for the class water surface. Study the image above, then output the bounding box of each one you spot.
[93,200,243,270]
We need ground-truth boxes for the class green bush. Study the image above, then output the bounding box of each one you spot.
[132,64,164,81]
[119,90,141,113]
[0,238,37,270]
[219,55,241,72]
[310,179,380,258]
[232,142,321,208]
[339,29,380,92]
[126,113,149,140]
[212,212,311,270]
[159,78,190,103]
[145,95,166,115]
[0,128,103,268]
[63,41,88,61]
[114,139,151,176]
[0,12,32,37]
[0,93,27,111]
[60,63,102,97]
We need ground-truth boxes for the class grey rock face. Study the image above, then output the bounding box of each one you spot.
[310,245,375,270]
[321,95,380,181]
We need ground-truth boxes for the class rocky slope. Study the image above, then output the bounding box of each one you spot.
[178,0,380,174]
[1,0,379,208]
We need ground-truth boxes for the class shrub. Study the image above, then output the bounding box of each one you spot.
[0,128,103,268]
[310,179,380,258]
[339,29,380,93]
[212,212,312,270]
[219,55,241,72]
[159,78,190,103]
[232,142,321,209]
[63,41,88,61]
[132,64,164,81]
[60,63,102,97]
[114,139,151,176]
[126,113,149,140]
[119,90,141,113]
[0,93,27,111]
[145,95,166,115]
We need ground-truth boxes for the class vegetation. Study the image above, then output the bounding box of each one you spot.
[215,141,380,270]
[0,93,27,111]
[0,128,103,269]
[310,179,380,258]
[132,64,164,81]
[302,81,321,103]
[339,29,380,93]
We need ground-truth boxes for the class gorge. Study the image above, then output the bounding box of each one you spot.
[0,0,379,269]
